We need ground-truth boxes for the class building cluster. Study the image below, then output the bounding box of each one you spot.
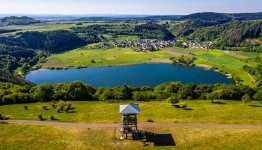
[98,39,176,51]
[181,40,213,49]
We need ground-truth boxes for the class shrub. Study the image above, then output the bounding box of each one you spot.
[0,121,8,124]
[147,119,154,122]
[51,101,57,108]
[242,94,251,105]
[24,106,28,110]
[42,105,49,110]
[38,114,44,121]
[178,102,188,108]
[56,100,73,113]
[0,114,9,120]
[50,115,56,120]
[168,95,180,106]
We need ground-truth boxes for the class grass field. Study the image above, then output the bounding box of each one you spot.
[1,22,120,34]
[0,100,261,124]
[169,46,262,86]
[42,47,171,68]
[0,124,261,150]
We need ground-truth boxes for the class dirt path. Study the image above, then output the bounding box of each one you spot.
[5,120,262,130]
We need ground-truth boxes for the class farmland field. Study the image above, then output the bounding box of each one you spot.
[1,100,261,124]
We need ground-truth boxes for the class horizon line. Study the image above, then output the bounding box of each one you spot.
[0,11,261,17]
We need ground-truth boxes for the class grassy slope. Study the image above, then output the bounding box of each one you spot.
[0,101,261,124]
[43,47,171,68]
[170,46,262,87]
[0,124,261,150]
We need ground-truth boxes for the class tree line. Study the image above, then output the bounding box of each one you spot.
[0,81,261,105]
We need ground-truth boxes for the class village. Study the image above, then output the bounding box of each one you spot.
[179,40,214,49]
[97,39,177,51]
[97,39,214,51]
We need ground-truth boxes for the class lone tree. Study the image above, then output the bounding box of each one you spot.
[242,94,251,105]
[207,93,215,103]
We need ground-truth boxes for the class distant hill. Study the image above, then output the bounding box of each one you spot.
[0,16,40,26]
[180,12,262,23]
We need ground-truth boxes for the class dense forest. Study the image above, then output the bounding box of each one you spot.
[72,23,174,40]
[0,30,88,73]
[171,20,262,51]
[0,81,260,105]
[0,16,40,26]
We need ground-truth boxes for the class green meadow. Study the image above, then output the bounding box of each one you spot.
[170,46,262,86]
[0,100,261,124]
[43,47,171,68]
[0,124,261,150]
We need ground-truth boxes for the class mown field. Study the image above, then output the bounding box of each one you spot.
[42,47,171,68]
[0,124,261,150]
[0,100,261,124]
[168,46,262,87]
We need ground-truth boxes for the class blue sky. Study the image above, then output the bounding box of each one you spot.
[0,0,261,15]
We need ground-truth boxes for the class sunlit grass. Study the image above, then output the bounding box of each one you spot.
[0,124,261,150]
[43,47,171,68]
[0,100,261,124]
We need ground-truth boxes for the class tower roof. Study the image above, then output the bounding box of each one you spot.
[119,104,140,115]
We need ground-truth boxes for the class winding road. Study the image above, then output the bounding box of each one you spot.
[5,120,262,130]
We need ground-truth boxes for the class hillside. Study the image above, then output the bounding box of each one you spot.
[0,69,31,85]
[189,21,262,48]
[180,12,262,23]
[0,30,87,53]
[0,16,40,26]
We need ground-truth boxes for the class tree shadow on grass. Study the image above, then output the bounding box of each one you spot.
[146,132,176,146]
[183,108,193,111]
[67,110,77,113]
[133,131,176,147]
[212,102,226,105]
[248,104,262,107]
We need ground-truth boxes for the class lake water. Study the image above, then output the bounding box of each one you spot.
[26,63,232,87]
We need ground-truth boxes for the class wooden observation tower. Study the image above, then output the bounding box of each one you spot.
[119,104,140,139]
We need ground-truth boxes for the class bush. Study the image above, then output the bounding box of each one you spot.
[147,119,154,122]
[174,102,188,109]
[242,94,251,105]
[168,95,180,105]
[50,115,56,120]
[42,105,49,110]
[38,114,44,121]
[0,121,8,124]
[0,114,9,120]
[24,106,28,110]
[56,100,72,113]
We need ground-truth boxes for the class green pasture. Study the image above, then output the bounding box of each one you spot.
[171,46,260,86]
[0,123,261,149]
[43,47,171,68]
[0,100,261,124]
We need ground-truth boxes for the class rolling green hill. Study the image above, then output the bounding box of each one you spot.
[0,16,40,26]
